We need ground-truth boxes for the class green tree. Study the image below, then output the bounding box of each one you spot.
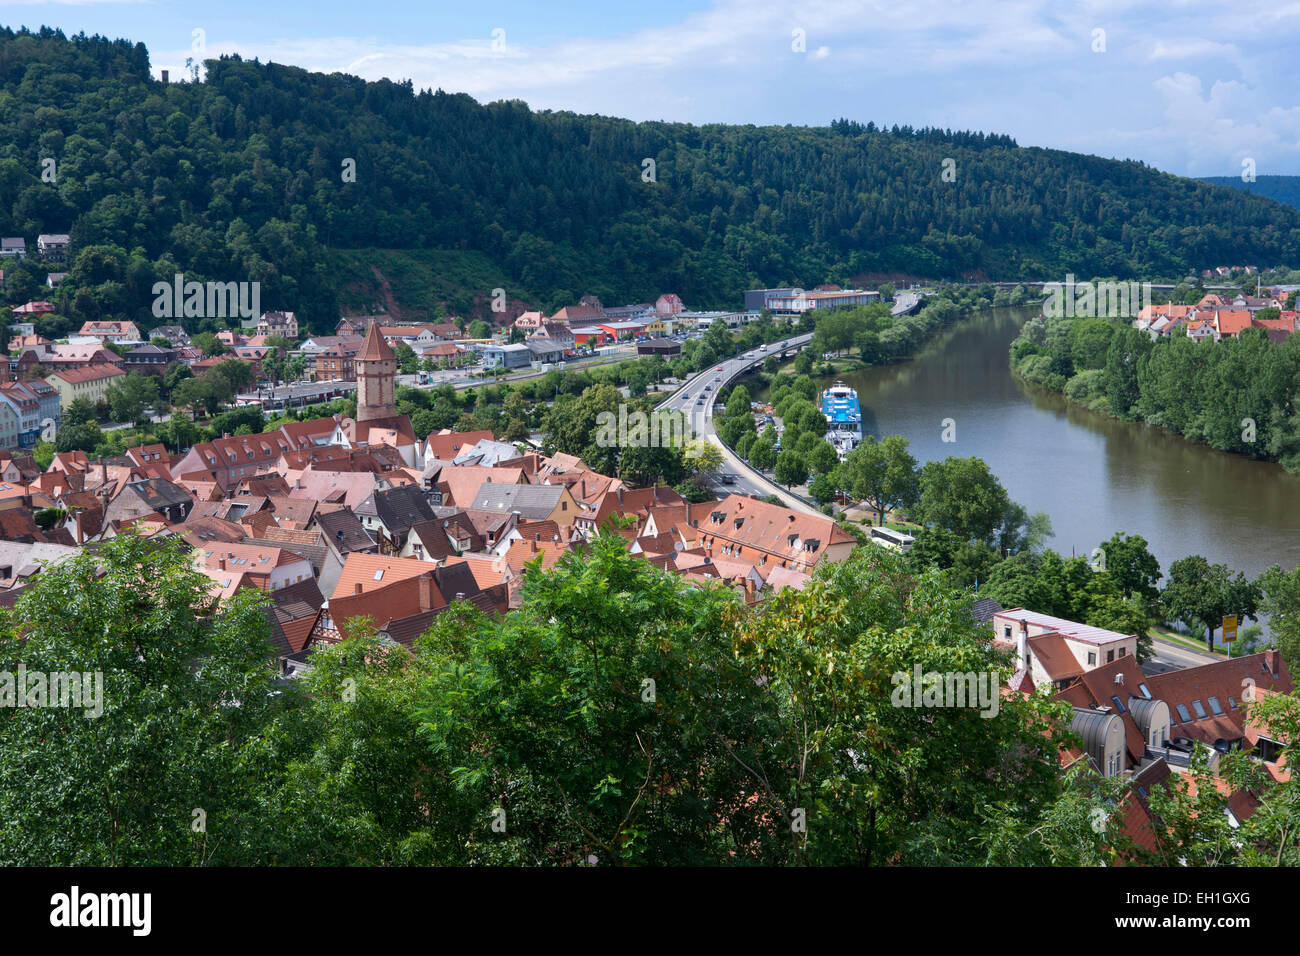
[836,435,920,522]
[65,396,98,427]
[106,372,160,426]
[1260,564,1300,668]
[915,456,1014,547]
[193,331,228,357]
[1099,532,1162,601]
[0,534,291,865]
[774,449,808,486]
[1162,555,1263,652]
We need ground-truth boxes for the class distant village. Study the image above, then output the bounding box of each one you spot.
[1136,287,1300,342]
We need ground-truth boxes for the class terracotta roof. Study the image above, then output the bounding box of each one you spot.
[1028,632,1086,682]
[425,429,495,462]
[331,552,431,602]
[689,494,856,569]
[177,515,247,546]
[47,365,126,384]
[356,322,395,362]
[328,553,449,632]
[1145,650,1293,747]
[496,537,575,584]
[437,465,526,508]
[443,554,509,590]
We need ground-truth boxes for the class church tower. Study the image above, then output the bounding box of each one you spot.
[355,323,397,423]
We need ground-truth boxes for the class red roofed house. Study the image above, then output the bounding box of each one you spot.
[44,364,126,410]
[993,609,1138,686]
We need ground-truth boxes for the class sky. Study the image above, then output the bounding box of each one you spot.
[5,0,1300,177]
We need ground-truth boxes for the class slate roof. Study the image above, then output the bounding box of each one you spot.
[313,508,377,554]
[470,482,566,520]
[126,477,194,515]
[970,597,1004,623]
[364,484,437,537]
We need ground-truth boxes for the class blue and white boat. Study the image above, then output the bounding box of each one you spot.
[820,382,863,459]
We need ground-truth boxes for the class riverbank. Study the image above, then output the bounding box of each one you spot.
[1008,312,1300,476]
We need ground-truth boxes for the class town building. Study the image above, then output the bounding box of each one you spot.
[44,365,126,410]
[36,234,69,261]
[123,344,178,375]
[77,321,142,345]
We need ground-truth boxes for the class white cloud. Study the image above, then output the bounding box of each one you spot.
[148,0,1300,174]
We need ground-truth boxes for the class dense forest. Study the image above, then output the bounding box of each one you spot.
[1202,175,1300,212]
[4,28,1300,334]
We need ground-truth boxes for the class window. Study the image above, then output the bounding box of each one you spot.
[1106,649,1115,662]
[1087,652,1096,665]
[1208,696,1223,716]
[1228,696,1237,709]
[1176,704,1191,723]
[1191,699,1207,719]
[1111,696,1126,714]
[373,569,384,581]
[1139,683,1152,698]
[1119,648,1127,657]
[1004,625,1011,639]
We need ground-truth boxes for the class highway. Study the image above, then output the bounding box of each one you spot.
[655,332,821,515]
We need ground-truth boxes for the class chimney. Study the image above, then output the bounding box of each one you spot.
[218,558,226,571]
[1017,619,1029,668]
[160,69,169,83]
[418,573,437,611]
[1266,649,1279,675]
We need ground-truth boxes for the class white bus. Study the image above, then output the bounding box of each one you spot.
[869,526,914,552]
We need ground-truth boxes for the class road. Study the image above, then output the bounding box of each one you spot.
[1141,634,1223,676]
[655,332,820,515]
[394,344,640,391]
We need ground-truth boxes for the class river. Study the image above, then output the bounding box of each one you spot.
[759,306,1300,590]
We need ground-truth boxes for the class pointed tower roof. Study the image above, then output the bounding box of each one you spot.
[356,322,395,362]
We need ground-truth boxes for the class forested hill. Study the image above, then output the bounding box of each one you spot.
[5,27,1300,335]
[1201,176,1300,212]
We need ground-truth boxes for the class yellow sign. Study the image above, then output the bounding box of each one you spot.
[1223,615,1238,643]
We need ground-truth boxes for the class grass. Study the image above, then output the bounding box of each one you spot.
[1149,623,1229,658]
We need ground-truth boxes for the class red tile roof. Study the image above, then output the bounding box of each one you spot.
[356,322,395,362]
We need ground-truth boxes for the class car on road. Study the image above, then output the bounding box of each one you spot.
[696,398,704,405]
[717,473,736,484]
[715,366,723,371]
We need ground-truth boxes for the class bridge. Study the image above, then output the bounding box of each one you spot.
[655,332,824,516]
